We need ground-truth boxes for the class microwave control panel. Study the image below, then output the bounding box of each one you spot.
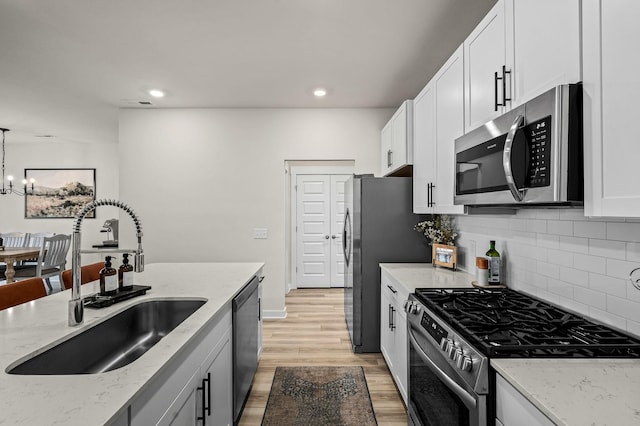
[526,116,552,188]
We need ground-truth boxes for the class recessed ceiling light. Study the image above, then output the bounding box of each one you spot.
[313,88,327,97]
[149,89,165,98]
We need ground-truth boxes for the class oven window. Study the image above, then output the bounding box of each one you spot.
[409,344,470,426]
[456,133,509,195]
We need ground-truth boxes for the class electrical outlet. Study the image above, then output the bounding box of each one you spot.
[254,228,268,239]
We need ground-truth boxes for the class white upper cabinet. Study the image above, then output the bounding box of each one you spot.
[464,0,508,131]
[510,0,581,107]
[433,46,466,215]
[413,45,465,215]
[583,1,640,217]
[381,100,414,176]
[464,0,581,132]
[413,81,436,213]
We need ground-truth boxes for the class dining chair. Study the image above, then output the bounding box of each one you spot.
[61,262,104,290]
[12,234,72,292]
[0,277,48,310]
[0,232,28,248]
[20,232,55,266]
[25,232,55,249]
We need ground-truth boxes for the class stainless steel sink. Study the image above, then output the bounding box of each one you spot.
[7,299,206,375]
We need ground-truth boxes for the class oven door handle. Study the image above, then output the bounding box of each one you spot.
[503,114,525,202]
[408,327,477,411]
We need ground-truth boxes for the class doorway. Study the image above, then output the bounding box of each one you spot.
[287,161,354,289]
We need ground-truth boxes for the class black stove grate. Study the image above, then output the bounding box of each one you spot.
[414,288,640,358]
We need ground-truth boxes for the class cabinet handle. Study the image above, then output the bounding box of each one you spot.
[495,65,512,110]
[390,304,396,331]
[494,70,499,111]
[502,65,511,105]
[387,149,393,168]
[427,183,436,207]
[387,284,397,294]
[258,298,261,321]
[197,372,212,424]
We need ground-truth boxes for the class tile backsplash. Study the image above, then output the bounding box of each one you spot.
[454,209,640,337]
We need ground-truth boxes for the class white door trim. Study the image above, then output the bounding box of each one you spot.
[289,164,354,290]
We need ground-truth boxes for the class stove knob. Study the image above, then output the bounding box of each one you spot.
[440,337,448,351]
[455,350,466,368]
[460,356,473,372]
[444,339,454,354]
[452,348,463,363]
[448,342,458,360]
[403,300,409,312]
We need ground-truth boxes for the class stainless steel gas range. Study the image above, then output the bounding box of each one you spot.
[404,288,640,426]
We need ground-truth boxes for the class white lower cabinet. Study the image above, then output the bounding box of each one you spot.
[130,305,234,426]
[380,269,409,405]
[495,374,554,426]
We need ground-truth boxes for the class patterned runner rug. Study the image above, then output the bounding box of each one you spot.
[261,366,378,426]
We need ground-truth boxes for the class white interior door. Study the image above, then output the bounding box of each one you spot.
[329,175,349,287]
[295,174,349,288]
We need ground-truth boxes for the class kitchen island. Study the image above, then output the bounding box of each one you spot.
[0,262,264,425]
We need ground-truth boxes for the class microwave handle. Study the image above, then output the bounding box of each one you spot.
[503,114,525,202]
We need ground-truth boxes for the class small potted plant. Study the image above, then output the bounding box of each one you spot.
[414,215,458,270]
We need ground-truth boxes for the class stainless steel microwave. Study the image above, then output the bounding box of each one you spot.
[454,84,583,207]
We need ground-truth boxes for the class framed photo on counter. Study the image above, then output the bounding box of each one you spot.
[24,168,96,219]
[432,244,457,270]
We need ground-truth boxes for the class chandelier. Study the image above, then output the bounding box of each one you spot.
[1,128,35,196]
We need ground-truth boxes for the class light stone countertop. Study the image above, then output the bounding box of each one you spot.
[0,262,264,426]
[492,358,640,426]
[380,264,640,425]
[379,263,475,292]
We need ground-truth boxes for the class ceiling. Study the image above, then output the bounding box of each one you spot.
[0,0,496,145]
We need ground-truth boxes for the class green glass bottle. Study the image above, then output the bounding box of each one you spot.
[486,240,501,284]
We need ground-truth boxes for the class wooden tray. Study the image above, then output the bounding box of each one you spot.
[471,280,506,289]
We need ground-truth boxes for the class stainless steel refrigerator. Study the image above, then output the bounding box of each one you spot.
[343,175,429,353]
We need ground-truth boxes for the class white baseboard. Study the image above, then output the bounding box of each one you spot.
[262,308,287,319]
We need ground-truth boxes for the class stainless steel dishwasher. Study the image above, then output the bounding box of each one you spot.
[232,275,260,425]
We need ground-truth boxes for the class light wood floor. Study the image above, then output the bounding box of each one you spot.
[238,288,407,426]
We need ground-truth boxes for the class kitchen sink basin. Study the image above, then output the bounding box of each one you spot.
[7,299,206,375]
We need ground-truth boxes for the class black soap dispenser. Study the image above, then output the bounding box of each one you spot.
[99,256,118,296]
[118,253,134,291]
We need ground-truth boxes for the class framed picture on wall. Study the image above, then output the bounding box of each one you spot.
[24,168,96,219]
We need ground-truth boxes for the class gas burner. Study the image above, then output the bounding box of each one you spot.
[414,288,640,358]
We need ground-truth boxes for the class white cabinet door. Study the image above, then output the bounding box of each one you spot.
[380,270,409,406]
[157,369,200,426]
[464,0,508,131]
[380,282,395,371]
[413,81,436,214]
[381,121,393,176]
[381,100,413,176]
[434,45,466,215]
[201,328,233,426]
[394,306,408,404]
[583,0,640,217]
[509,0,581,107]
[391,101,412,172]
[495,374,555,426]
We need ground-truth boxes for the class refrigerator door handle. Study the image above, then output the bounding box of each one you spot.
[343,208,352,267]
